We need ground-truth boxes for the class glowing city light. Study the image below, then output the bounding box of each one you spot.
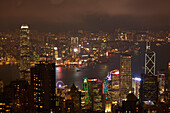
[21,25,29,29]
[74,48,78,52]
[114,71,119,75]
[59,84,61,88]
[134,77,141,81]
[54,47,58,50]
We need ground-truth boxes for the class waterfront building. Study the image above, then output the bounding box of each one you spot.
[70,37,79,58]
[19,24,31,84]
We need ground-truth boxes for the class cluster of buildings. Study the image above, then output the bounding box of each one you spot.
[0,25,170,66]
[0,25,169,112]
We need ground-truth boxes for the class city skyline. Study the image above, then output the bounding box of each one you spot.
[0,0,170,32]
[0,1,170,112]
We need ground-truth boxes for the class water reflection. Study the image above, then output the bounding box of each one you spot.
[55,55,120,89]
[56,66,63,80]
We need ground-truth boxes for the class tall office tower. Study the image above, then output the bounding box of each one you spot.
[109,70,120,104]
[120,55,132,102]
[145,42,156,75]
[31,63,56,112]
[19,24,31,84]
[140,74,158,104]
[82,78,103,112]
[82,78,90,110]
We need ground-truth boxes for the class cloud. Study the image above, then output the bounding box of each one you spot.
[0,0,169,31]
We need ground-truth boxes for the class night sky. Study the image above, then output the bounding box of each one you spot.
[0,0,170,32]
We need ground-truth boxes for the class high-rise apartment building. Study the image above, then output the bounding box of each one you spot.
[120,55,132,102]
[31,62,56,112]
[19,24,31,84]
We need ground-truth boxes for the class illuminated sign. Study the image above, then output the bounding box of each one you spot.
[111,70,120,75]
[87,79,97,82]
[106,52,109,56]
[84,78,87,83]
[82,55,88,57]
[56,58,61,60]
[114,71,119,75]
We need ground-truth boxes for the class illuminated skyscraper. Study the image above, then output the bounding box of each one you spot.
[145,42,155,75]
[108,70,120,104]
[120,55,132,102]
[19,24,31,84]
[82,78,103,111]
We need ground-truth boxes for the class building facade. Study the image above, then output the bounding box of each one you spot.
[120,55,132,102]
[19,24,31,84]
[140,74,158,104]
[31,62,56,112]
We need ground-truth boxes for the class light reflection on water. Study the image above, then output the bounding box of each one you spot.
[55,55,120,89]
